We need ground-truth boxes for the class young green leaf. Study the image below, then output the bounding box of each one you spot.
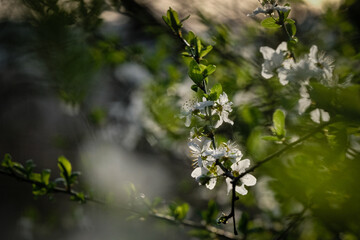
[169,202,190,220]
[272,109,286,138]
[2,153,13,168]
[29,172,41,182]
[285,21,296,37]
[191,84,198,92]
[41,169,51,185]
[209,83,222,100]
[187,31,196,42]
[283,3,291,19]
[199,45,213,58]
[163,8,182,34]
[70,192,86,204]
[58,156,72,180]
[195,37,202,58]
[261,17,281,29]
[188,59,206,85]
[203,65,216,78]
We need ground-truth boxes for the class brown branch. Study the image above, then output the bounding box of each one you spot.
[0,167,241,239]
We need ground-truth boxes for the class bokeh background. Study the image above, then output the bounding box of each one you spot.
[1,0,360,239]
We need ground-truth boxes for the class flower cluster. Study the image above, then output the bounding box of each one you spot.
[181,92,234,129]
[260,42,335,122]
[183,92,256,195]
[189,133,256,195]
[260,43,334,85]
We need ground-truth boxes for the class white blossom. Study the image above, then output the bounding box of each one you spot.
[260,42,288,79]
[212,141,243,164]
[181,98,214,127]
[277,58,318,85]
[298,84,312,114]
[226,159,257,195]
[212,93,234,128]
[310,108,330,124]
[308,45,335,84]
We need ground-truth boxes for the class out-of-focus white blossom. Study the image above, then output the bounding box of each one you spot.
[277,58,317,85]
[260,42,288,79]
[298,84,312,114]
[310,108,330,123]
[308,45,335,84]
[212,92,234,128]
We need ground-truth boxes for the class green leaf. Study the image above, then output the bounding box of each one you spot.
[261,17,281,29]
[2,153,13,168]
[32,184,47,197]
[12,162,26,175]
[195,37,202,57]
[203,65,216,78]
[41,169,51,185]
[163,8,182,34]
[283,3,291,19]
[191,84,198,92]
[58,156,72,180]
[180,14,190,23]
[272,109,286,138]
[168,8,181,32]
[169,202,189,220]
[69,171,81,185]
[71,192,86,204]
[188,59,206,85]
[199,45,213,58]
[162,15,169,26]
[25,159,36,174]
[209,83,222,100]
[30,172,41,182]
[187,31,196,43]
[287,38,298,52]
[285,21,296,37]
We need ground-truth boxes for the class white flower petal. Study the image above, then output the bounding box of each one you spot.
[235,184,248,195]
[310,108,330,123]
[241,174,257,186]
[214,118,223,129]
[298,97,312,115]
[231,159,250,173]
[226,178,232,194]
[191,167,202,179]
[206,178,217,190]
[274,5,291,13]
[260,46,275,60]
[247,7,268,17]
[309,45,318,62]
[276,42,288,53]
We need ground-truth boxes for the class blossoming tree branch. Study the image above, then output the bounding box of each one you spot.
[1,0,360,239]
